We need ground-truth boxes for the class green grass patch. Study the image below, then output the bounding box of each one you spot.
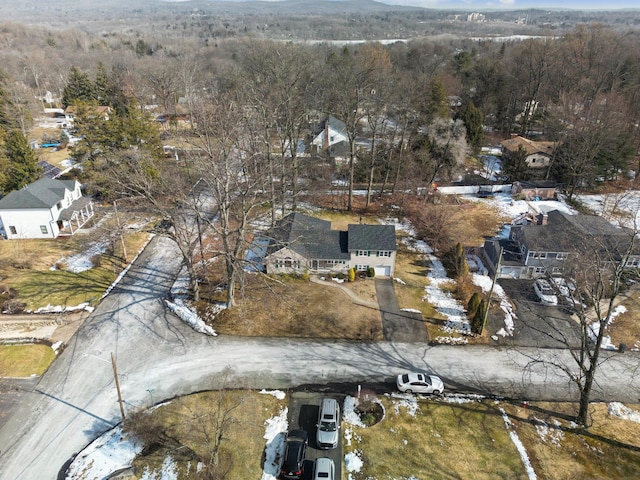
[0,231,150,310]
[0,344,56,377]
[347,397,528,479]
[346,397,640,480]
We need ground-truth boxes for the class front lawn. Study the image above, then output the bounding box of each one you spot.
[0,225,150,311]
[344,395,640,480]
[211,274,382,340]
[0,344,56,376]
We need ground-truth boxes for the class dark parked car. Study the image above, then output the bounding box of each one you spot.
[280,429,308,479]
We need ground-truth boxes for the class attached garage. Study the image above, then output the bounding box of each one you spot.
[374,265,391,277]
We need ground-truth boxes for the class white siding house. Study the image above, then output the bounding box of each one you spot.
[311,116,349,152]
[0,178,94,239]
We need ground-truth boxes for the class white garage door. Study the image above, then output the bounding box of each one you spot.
[374,266,391,277]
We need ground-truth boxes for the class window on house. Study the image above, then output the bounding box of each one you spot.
[284,257,292,268]
[536,252,547,259]
[9,226,17,235]
[357,250,370,257]
[377,251,391,257]
[534,267,546,274]
[556,253,567,260]
[356,264,368,271]
[40,225,48,234]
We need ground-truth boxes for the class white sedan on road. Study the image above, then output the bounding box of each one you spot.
[396,372,444,394]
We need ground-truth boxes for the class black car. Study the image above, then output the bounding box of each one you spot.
[280,429,308,479]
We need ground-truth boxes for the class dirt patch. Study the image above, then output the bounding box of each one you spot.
[0,310,89,344]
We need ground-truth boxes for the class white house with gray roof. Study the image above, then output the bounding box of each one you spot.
[262,212,396,276]
[0,178,94,239]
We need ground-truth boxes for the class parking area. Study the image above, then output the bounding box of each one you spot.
[494,279,583,348]
[288,391,343,480]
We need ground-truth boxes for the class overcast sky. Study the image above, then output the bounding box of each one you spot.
[377,0,638,8]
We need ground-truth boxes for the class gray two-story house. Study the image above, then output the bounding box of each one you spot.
[260,212,396,276]
[483,209,640,279]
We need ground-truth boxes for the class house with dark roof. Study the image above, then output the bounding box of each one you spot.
[0,178,94,239]
[500,135,556,169]
[261,212,396,276]
[483,209,640,279]
[311,116,349,153]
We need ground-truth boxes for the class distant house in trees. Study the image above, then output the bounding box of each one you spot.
[501,135,555,169]
[311,116,349,154]
[64,105,111,125]
[258,212,396,276]
[0,178,94,239]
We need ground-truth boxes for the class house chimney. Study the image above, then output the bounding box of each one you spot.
[323,118,329,151]
[538,213,548,225]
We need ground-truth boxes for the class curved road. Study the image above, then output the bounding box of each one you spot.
[0,235,639,479]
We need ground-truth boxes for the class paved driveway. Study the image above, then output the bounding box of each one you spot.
[496,279,582,348]
[375,278,428,343]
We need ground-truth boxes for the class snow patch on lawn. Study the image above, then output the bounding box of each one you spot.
[261,407,288,480]
[500,407,537,480]
[344,451,363,479]
[164,298,218,336]
[29,302,94,314]
[472,273,516,337]
[52,241,110,273]
[588,305,626,350]
[533,417,564,446]
[608,402,640,423]
[65,425,143,480]
[259,389,286,400]
[139,455,179,479]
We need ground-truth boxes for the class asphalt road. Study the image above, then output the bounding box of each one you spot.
[1,235,639,480]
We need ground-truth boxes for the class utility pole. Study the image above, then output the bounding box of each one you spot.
[111,352,126,423]
[481,246,503,335]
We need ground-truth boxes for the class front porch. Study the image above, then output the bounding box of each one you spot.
[57,198,95,236]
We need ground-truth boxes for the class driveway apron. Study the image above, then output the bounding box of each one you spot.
[375,278,428,343]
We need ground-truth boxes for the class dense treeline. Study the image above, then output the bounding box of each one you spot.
[2,17,640,304]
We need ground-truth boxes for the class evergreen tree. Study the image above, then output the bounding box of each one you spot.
[457,100,484,154]
[470,299,486,334]
[2,129,41,193]
[62,66,96,108]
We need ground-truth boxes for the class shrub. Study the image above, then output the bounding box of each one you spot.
[90,255,102,267]
[2,299,26,314]
[442,243,469,279]
[55,261,68,271]
[337,272,345,280]
[348,267,356,282]
[470,299,486,334]
[367,267,375,278]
